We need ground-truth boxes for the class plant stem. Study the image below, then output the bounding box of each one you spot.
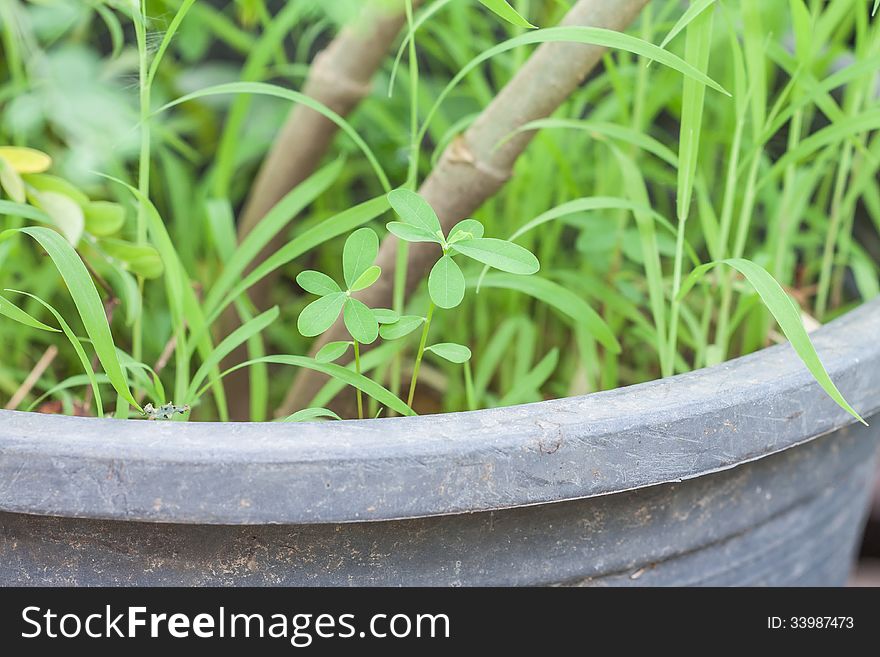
[464,359,476,411]
[133,2,151,364]
[405,0,420,187]
[389,0,420,415]
[0,1,25,92]
[353,340,364,420]
[815,138,857,318]
[667,217,686,374]
[407,302,434,408]
[715,152,761,360]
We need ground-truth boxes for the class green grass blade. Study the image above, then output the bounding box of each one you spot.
[611,146,669,373]
[282,407,342,422]
[1,228,137,410]
[185,306,280,403]
[206,196,391,329]
[26,373,110,413]
[419,25,729,145]
[389,0,455,96]
[676,7,714,223]
[203,159,343,316]
[473,273,621,354]
[0,293,60,332]
[309,340,407,409]
[146,0,197,86]
[101,174,227,416]
[659,0,717,48]
[678,258,866,425]
[499,348,559,406]
[0,199,51,224]
[509,118,679,166]
[7,289,107,418]
[158,82,391,192]
[477,0,536,29]
[204,198,238,261]
[766,109,880,182]
[197,355,415,417]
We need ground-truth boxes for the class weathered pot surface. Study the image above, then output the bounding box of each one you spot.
[0,298,878,585]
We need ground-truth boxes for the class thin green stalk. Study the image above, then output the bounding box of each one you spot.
[715,152,761,358]
[815,140,855,318]
[668,7,713,374]
[772,109,803,280]
[815,79,870,317]
[132,2,151,364]
[0,1,25,91]
[668,220,687,373]
[353,340,363,420]
[405,0,420,187]
[464,359,476,411]
[407,302,434,408]
[390,239,408,410]
[389,0,420,416]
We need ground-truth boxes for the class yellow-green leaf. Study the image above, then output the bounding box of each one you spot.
[0,146,52,173]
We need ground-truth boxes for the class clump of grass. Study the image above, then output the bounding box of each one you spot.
[0,0,876,423]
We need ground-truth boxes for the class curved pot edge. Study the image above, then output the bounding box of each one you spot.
[0,298,878,524]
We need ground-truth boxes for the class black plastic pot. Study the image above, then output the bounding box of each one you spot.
[1,299,878,586]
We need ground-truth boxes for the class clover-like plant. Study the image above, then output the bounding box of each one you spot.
[382,188,539,407]
[296,227,398,418]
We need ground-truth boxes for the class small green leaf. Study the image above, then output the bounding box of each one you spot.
[282,407,342,422]
[316,341,352,363]
[429,255,466,309]
[426,342,472,363]
[0,157,26,203]
[0,293,60,332]
[379,315,425,340]
[343,297,379,344]
[84,201,126,237]
[350,265,381,292]
[297,292,346,337]
[343,227,379,289]
[373,308,400,324]
[387,189,443,235]
[31,191,84,245]
[477,0,536,29]
[679,258,866,425]
[386,221,443,244]
[99,239,164,279]
[297,270,340,296]
[23,173,89,207]
[452,238,539,275]
[448,218,484,243]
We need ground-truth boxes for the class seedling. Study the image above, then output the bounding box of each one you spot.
[296,227,396,419]
[383,189,539,406]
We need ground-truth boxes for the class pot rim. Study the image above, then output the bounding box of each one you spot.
[1,298,878,525]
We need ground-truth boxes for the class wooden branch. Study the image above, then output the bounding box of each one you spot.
[237,0,416,308]
[279,0,651,416]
